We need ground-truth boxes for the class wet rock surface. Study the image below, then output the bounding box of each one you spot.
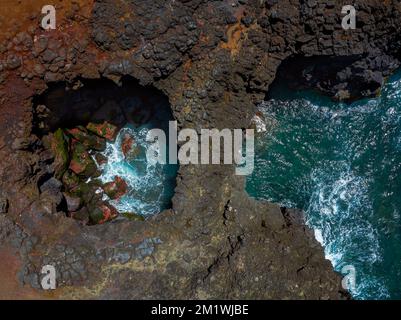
[1,0,400,299]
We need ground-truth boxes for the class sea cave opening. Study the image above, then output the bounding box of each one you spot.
[32,77,178,226]
[247,56,401,299]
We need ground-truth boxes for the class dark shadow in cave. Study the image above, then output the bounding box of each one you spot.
[32,77,178,225]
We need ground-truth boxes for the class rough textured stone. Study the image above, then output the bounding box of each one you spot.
[50,129,70,179]
[69,142,97,178]
[1,0,400,300]
[86,122,118,141]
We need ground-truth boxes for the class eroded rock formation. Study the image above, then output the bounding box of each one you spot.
[1,0,400,299]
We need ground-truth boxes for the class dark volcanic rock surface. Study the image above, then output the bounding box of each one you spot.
[1,0,400,299]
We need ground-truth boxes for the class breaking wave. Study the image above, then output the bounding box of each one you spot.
[246,70,401,299]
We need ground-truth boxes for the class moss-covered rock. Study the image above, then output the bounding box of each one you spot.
[51,128,69,179]
[66,126,106,151]
[70,206,90,224]
[121,133,134,158]
[89,202,119,225]
[69,142,97,178]
[121,212,145,221]
[62,170,80,192]
[102,176,128,200]
[87,121,118,141]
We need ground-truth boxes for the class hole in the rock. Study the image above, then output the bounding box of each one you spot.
[33,77,178,225]
[249,56,401,299]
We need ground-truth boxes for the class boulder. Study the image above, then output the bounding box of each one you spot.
[73,180,102,204]
[121,133,135,158]
[39,189,63,215]
[63,192,82,212]
[102,176,128,200]
[121,212,145,221]
[89,202,119,225]
[86,121,118,141]
[69,142,97,177]
[66,126,106,151]
[94,153,108,166]
[70,206,90,224]
[39,177,63,194]
[62,170,81,193]
[51,128,69,179]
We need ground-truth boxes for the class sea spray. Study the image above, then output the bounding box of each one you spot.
[246,70,401,299]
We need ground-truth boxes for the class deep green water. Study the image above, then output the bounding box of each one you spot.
[246,70,401,299]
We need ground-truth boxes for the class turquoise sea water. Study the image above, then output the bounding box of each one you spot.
[97,107,178,216]
[246,70,401,299]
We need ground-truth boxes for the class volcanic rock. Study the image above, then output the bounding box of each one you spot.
[102,176,128,200]
[66,126,106,151]
[3,0,400,300]
[70,206,90,224]
[94,153,108,166]
[89,202,119,225]
[86,121,118,141]
[0,193,8,214]
[121,212,145,221]
[121,133,135,158]
[50,129,69,179]
[69,142,97,178]
[62,170,81,193]
[63,192,82,212]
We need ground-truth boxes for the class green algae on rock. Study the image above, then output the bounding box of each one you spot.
[51,128,70,179]
[66,126,106,151]
[69,142,97,178]
[89,202,119,225]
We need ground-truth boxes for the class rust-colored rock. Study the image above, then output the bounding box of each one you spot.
[121,133,134,158]
[89,202,119,225]
[102,176,128,200]
[69,142,97,177]
[50,129,69,179]
[86,122,118,141]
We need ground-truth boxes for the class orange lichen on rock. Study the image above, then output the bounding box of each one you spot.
[121,133,135,158]
[0,247,55,299]
[0,0,94,42]
[221,22,246,56]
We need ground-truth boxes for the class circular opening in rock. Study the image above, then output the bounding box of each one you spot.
[33,77,178,225]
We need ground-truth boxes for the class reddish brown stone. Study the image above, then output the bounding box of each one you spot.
[102,176,128,200]
[50,129,69,179]
[66,126,106,151]
[70,206,90,225]
[94,153,108,166]
[86,121,118,141]
[89,202,119,225]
